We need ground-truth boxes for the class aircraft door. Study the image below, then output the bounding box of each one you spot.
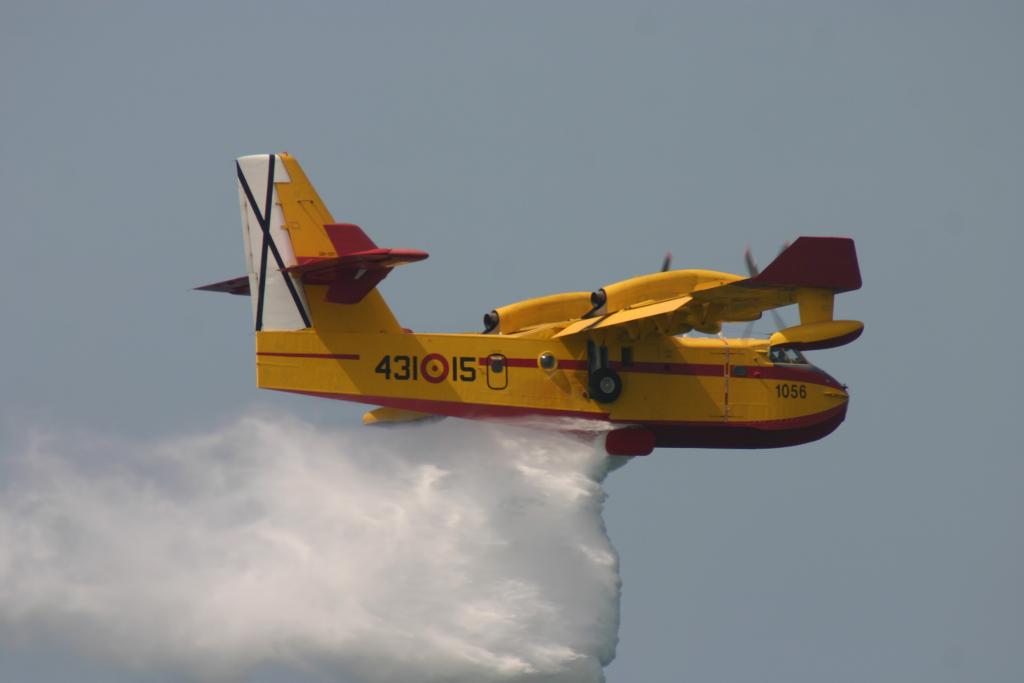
[486,354,508,390]
[721,341,763,420]
[711,342,731,422]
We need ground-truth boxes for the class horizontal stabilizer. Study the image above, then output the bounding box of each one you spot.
[197,223,428,304]
[196,275,251,296]
[287,224,428,304]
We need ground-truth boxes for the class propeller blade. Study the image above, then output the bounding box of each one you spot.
[768,242,790,329]
[744,245,787,332]
[744,246,760,277]
[661,251,672,272]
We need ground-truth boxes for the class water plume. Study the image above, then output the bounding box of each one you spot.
[0,414,621,682]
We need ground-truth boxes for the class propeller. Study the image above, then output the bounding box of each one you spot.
[742,244,789,337]
[661,251,672,272]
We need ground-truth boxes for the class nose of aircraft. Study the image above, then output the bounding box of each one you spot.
[812,364,847,393]
[793,368,850,446]
[813,366,849,414]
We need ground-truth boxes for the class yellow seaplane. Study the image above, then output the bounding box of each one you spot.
[200,154,863,456]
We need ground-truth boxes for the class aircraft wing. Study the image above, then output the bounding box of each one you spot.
[553,237,861,341]
[552,289,762,340]
[553,295,694,339]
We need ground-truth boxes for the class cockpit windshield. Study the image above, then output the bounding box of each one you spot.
[769,345,808,365]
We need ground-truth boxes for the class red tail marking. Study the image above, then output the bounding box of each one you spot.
[283,224,428,304]
[324,223,377,254]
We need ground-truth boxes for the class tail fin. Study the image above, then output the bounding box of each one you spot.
[200,153,425,334]
[235,154,312,331]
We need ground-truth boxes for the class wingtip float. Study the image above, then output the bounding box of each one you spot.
[200,153,863,456]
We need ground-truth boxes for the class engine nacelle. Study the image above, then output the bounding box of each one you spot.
[588,269,742,317]
[484,291,592,334]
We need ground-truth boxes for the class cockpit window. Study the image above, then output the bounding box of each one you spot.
[769,345,808,364]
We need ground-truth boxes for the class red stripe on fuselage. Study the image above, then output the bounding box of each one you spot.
[259,351,841,390]
[636,403,847,430]
[613,361,724,377]
[649,403,848,449]
[735,364,844,389]
[477,355,840,389]
[257,352,360,360]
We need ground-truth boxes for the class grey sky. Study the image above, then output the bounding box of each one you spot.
[2,1,1022,681]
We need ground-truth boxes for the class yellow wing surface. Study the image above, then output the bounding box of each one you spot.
[493,237,863,346]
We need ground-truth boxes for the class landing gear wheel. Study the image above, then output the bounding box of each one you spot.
[589,368,622,403]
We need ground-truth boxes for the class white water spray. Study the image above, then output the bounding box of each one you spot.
[0,415,621,682]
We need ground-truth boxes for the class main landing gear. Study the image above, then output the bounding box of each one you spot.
[587,341,622,403]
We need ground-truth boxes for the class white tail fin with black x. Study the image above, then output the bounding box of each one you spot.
[198,153,426,335]
[236,154,312,331]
